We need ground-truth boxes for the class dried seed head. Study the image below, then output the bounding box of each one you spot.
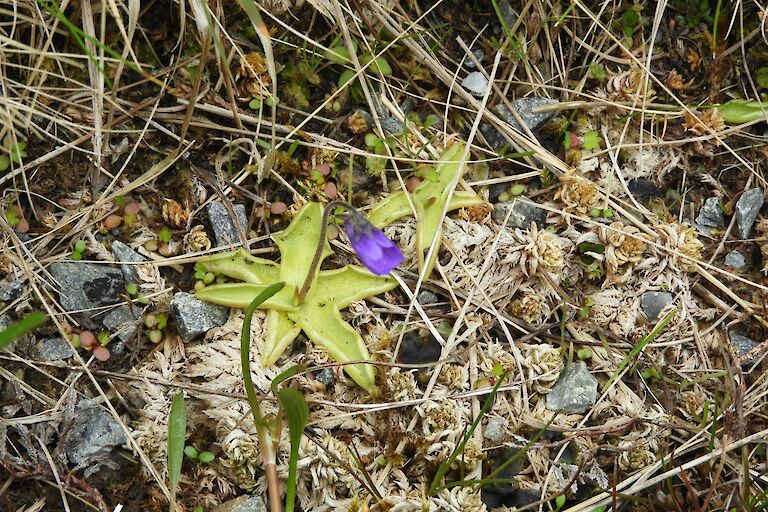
[555,170,599,214]
[236,52,271,99]
[459,203,493,223]
[162,199,190,228]
[183,225,212,253]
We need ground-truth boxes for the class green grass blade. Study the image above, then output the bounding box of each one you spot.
[271,364,307,396]
[277,387,309,512]
[429,375,506,495]
[0,312,47,350]
[601,309,677,394]
[241,282,285,428]
[168,392,186,506]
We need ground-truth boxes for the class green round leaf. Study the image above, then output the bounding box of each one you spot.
[198,451,215,463]
[184,445,199,459]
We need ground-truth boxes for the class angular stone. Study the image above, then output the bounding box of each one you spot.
[64,399,127,465]
[480,98,559,150]
[497,0,518,29]
[463,49,485,69]
[492,197,547,230]
[0,313,11,331]
[697,199,725,236]
[111,240,145,284]
[170,292,229,342]
[0,279,25,302]
[35,338,75,361]
[101,304,143,342]
[399,97,416,116]
[695,197,724,231]
[640,291,673,321]
[545,361,598,414]
[484,416,507,442]
[728,332,759,360]
[724,250,746,269]
[380,117,404,135]
[735,188,764,239]
[315,368,335,387]
[417,291,438,305]
[497,98,560,132]
[50,263,125,312]
[462,71,489,96]
[207,202,248,248]
[213,495,267,512]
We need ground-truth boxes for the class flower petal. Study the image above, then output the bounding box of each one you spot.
[352,232,383,262]
[343,210,404,275]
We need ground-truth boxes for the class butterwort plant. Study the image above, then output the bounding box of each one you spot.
[195,201,402,390]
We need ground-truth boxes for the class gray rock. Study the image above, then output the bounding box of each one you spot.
[111,241,145,283]
[640,291,673,321]
[207,202,248,248]
[316,368,335,387]
[35,338,75,361]
[0,313,11,331]
[724,250,746,269]
[0,279,25,302]
[417,291,439,305]
[399,97,416,116]
[492,197,547,230]
[462,71,489,96]
[50,263,125,312]
[497,0,518,29]
[545,361,597,414]
[484,416,507,442]
[170,292,229,342]
[101,304,143,342]
[728,332,759,359]
[380,116,404,134]
[480,98,559,150]
[735,188,764,239]
[695,197,724,231]
[488,182,508,201]
[213,495,267,512]
[463,49,485,69]
[497,98,560,132]
[64,399,127,465]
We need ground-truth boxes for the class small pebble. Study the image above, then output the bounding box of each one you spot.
[417,291,439,305]
[724,250,746,269]
[463,49,485,69]
[461,71,489,96]
[269,202,287,215]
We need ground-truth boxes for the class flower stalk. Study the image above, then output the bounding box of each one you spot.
[297,201,404,303]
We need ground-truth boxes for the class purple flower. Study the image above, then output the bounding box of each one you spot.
[343,210,404,275]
